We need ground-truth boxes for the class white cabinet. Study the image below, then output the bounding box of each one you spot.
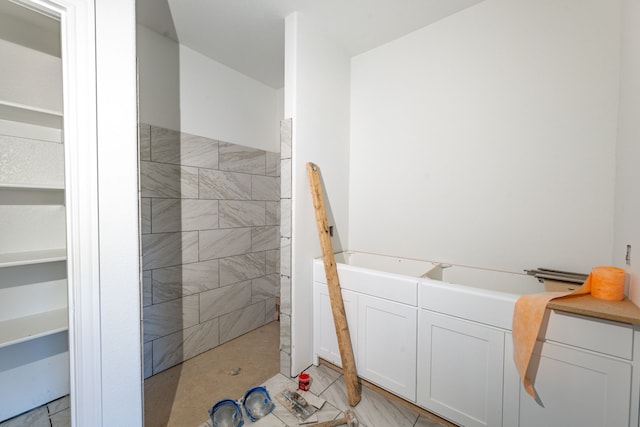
[417,310,504,427]
[313,282,358,368]
[313,281,417,401]
[503,312,637,427]
[358,294,417,401]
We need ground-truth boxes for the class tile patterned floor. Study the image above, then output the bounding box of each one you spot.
[0,396,70,427]
[199,364,454,427]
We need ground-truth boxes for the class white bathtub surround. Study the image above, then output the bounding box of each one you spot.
[140,123,280,378]
[313,252,640,427]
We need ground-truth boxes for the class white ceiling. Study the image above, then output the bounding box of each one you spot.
[136,0,484,89]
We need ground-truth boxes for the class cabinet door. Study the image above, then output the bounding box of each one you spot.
[313,282,358,368]
[357,294,417,401]
[417,310,504,427]
[504,339,631,427]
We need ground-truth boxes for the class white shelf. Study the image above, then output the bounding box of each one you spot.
[0,308,68,349]
[0,249,66,268]
[0,100,62,128]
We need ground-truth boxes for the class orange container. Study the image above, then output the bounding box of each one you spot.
[591,266,626,301]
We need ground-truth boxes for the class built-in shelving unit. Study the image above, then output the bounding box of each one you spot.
[0,11,69,420]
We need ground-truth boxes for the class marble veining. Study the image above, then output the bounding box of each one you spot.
[219,142,266,174]
[152,260,220,304]
[141,198,151,234]
[141,231,199,270]
[219,301,267,343]
[266,151,280,177]
[321,377,419,427]
[140,161,199,199]
[280,158,292,199]
[139,123,151,161]
[199,228,252,260]
[266,201,280,226]
[219,200,265,228]
[200,280,252,321]
[251,273,279,303]
[151,126,219,169]
[199,168,252,200]
[151,198,218,233]
[139,123,281,377]
[143,270,152,307]
[280,118,292,160]
[252,226,279,252]
[265,249,280,275]
[219,252,266,286]
[252,175,280,201]
[143,294,199,342]
[152,318,220,373]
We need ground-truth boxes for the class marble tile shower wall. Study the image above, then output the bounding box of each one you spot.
[279,118,292,377]
[139,124,280,378]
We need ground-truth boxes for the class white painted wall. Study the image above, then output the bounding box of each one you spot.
[137,25,281,152]
[614,0,640,305]
[0,37,61,112]
[285,12,351,375]
[96,0,142,424]
[349,0,620,274]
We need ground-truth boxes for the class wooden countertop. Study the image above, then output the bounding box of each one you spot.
[547,294,640,325]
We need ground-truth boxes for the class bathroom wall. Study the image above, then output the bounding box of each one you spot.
[348,0,620,274]
[614,0,640,305]
[140,124,280,377]
[137,25,282,152]
[283,12,352,375]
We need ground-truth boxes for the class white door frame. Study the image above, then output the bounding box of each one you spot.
[11,0,142,425]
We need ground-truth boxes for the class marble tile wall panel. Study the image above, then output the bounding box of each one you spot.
[265,249,280,275]
[140,161,199,198]
[141,231,199,270]
[199,169,252,200]
[219,200,265,228]
[280,118,292,160]
[252,273,279,302]
[143,270,152,307]
[140,198,151,234]
[151,198,218,232]
[265,297,277,323]
[219,301,267,344]
[199,228,252,260]
[280,239,291,278]
[266,151,280,177]
[0,136,64,188]
[139,123,151,161]
[265,201,280,226]
[219,142,266,174]
[252,226,279,252]
[151,126,219,169]
[252,175,280,201]
[280,159,292,199]
[219,252,266,286]
[279,275,291,316]
[143,294,199,342]
[152,260,220,303]
[280,199,291,238]
[139,124,281,376]
[280,118,293,378]
[200,280,252,322]
[152,318,220,373]
[144,342,153,378]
